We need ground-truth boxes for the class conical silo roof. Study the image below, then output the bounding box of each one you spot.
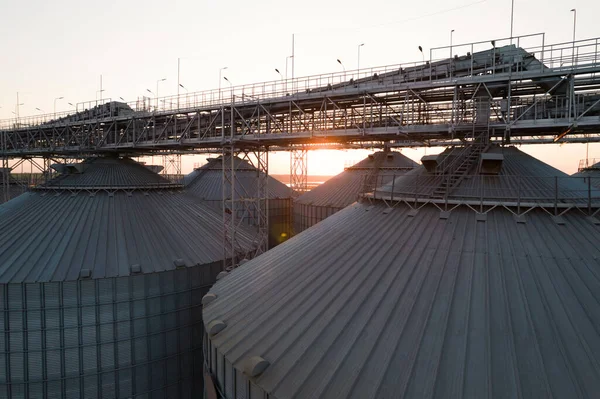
[0,156,256,282]
[572,161,600,188]
[293,151,416,232]
[184,155,292,200]
[0,156,257,398]
[296,151,417,208]
[376,146,597,201]
[203,145,600,399]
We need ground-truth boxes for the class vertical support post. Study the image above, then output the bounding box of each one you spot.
[391,173,395,203]
[290,147,308,198]
[161,154,182,176]
[222,145,236,269]
[517,175,521,215]
[1,131,9,203]
[568,75,575,121]
[253,147,269,256]
[554,176,558,216]
[222,97,237,269]
[588,177,592,216]
[480,173,483,213]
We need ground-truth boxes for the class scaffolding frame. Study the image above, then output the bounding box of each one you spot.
[290,148,307,197]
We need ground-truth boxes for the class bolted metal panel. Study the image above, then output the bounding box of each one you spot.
[0,264,220,398]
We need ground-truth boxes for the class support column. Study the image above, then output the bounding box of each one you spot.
[162,154,182,176]
[290,147,307,197]
[1,131,8,203]
[222,146,270,269]
[1,158,9,204]
[242,147,269,257]
[222,145,237,269]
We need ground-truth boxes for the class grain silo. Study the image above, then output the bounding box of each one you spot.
[0,156,255,398]
[0,168,27,204]
[202,145,600,399]
[184,155,293,247]
[572,160,600,188]
[294,150,417,232]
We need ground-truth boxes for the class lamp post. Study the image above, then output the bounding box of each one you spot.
[357,43,364,71]
[275,68,284,92]
[219,67,228,102]
[510,0,515,44]
[96,90,105,102]
[53,96,64,118]
[418,46,424,63]
[223,77,233,104]
[285,56,293,80]
[156,78,166,110]
[571,9,577,66]
[14,96,24,126]
[337,59,345,81]
[146,89,154,111]
[450,29,455,59]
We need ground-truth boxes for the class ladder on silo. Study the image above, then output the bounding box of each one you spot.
[431,130,490,199]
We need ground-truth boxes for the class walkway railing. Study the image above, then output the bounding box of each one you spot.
[362,173,600,214]
[2,33,599,131]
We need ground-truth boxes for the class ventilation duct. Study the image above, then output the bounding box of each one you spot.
[480,153,504,175]
[421,154,440,173]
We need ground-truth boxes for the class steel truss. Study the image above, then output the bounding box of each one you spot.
[162,153,181,175]
[2,35,600,158]
[222,145,269,269]
[1,73,598,155]
[290,148,307,197]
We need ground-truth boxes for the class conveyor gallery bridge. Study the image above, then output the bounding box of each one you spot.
[2,33,600,265]
[1,33,600,158]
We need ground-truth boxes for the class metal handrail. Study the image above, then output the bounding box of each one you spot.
[367,173,600,210]
[2,34,600,130]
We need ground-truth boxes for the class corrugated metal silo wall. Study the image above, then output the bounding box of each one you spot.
[204,199,293,248]
[293,203,342,234]
[0,185,28,205]
[0,263,221,398]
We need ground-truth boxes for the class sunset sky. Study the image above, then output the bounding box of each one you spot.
[1,0,598,175]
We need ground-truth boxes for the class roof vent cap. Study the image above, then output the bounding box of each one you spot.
[480,153,504,175]
[421,154,440,173]
[173,259,186,268]
[80,269,92,279]
[131,264,141,274]
[207,319,227,336]
[242,356,270,378]
[202,293,217,305]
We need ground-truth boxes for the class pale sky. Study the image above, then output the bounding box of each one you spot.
[1,0,598,175]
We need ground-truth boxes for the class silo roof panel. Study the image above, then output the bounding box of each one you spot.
[377,146,600,202]
[572,161,600,188]
[296,152,417,208]
[0,190,255,283]
[184,156,292,200]
[204,202,600,399]
[44,157,173,188]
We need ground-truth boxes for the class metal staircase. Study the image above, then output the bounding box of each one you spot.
[431,131,490,199]
[360,152,387,195]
